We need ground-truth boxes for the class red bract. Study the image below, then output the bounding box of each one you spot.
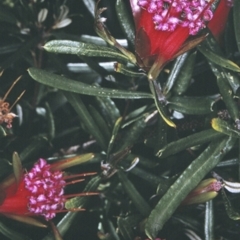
[130,0,233,79]
[0,158,96,221]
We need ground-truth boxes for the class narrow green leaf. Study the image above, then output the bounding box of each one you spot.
[204,201,215,240]
[198,44,240,72]
[211,118,240,138]
[118,170,151,217]
[234,0,240,53]
[12,152,22,187]
[45,102,55,140]
[107,117,122,158]
[118,114,148,152]
[168,95,217,115]
[156,129,222,158]
[115,0,135,46]
[149,81,176,128]
[145,137,236,239]
[95,97,121,127]
[114,62,146,77]
[63,92,107,150]
[209,62,240,123]
[44,40,130,63]
[164,52,190,95]
[173,51,197,95]
[221,189,240,220]
[202,33,240,93]
[117,216,141,240]
[88,105,111,143]
[28,68,153,99]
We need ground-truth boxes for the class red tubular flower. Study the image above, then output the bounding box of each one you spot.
[130,0,233,79]
[208,0,233,40]
[0,158,97,221]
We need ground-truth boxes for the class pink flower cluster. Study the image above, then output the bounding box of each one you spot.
[137,0,214,34]
[24,159,66,220]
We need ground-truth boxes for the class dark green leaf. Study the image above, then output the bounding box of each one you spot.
[95,97,121,127]
[107,117,122,158]
[114,62,146,77]
[115,0,135,46]
[172,51,197,95]
[45,102,55,140]
[88,105,111,143]
[211,118,240,138]
[209,62,240,123]
[145,137,236,239]
[63,92,107,150]
[118,170,151,217]
[204,201,215,240]
[44,40,130,63]
[164,52,190,95]
[234,0,240,53]
[168,95,217,115]
[198,44,240,72]
[221,189,240,220]
[156,129,222,158]
[28,68,153,99]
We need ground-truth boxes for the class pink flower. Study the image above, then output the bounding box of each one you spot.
[130,0,233,79]
[0,158,97,221]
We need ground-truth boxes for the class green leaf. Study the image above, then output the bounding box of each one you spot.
[221,189,240,220]
[114,62,146,77]
[88,105,111,143]
[28,68,153,99]
[156,129,222,158]
[117,215,141,240]
[44,40,130,63]
[234,0,240,53]
[149,81,176,128]
[204,201,215,240]
[201,33,240,94]
[12,152,22,187]
[198,44,240,72]
[145,136,236,239]
[168,95,217,115]
[107,117,122,158]
[45,102,55,140]
[164,52,190,95]
[172,51,197,95]
[118,170,151,217]
[63,92,107,150]
[209,62,240,123]
[115,0,135,46]
[95,97,121,127]
[211,118,240,138]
